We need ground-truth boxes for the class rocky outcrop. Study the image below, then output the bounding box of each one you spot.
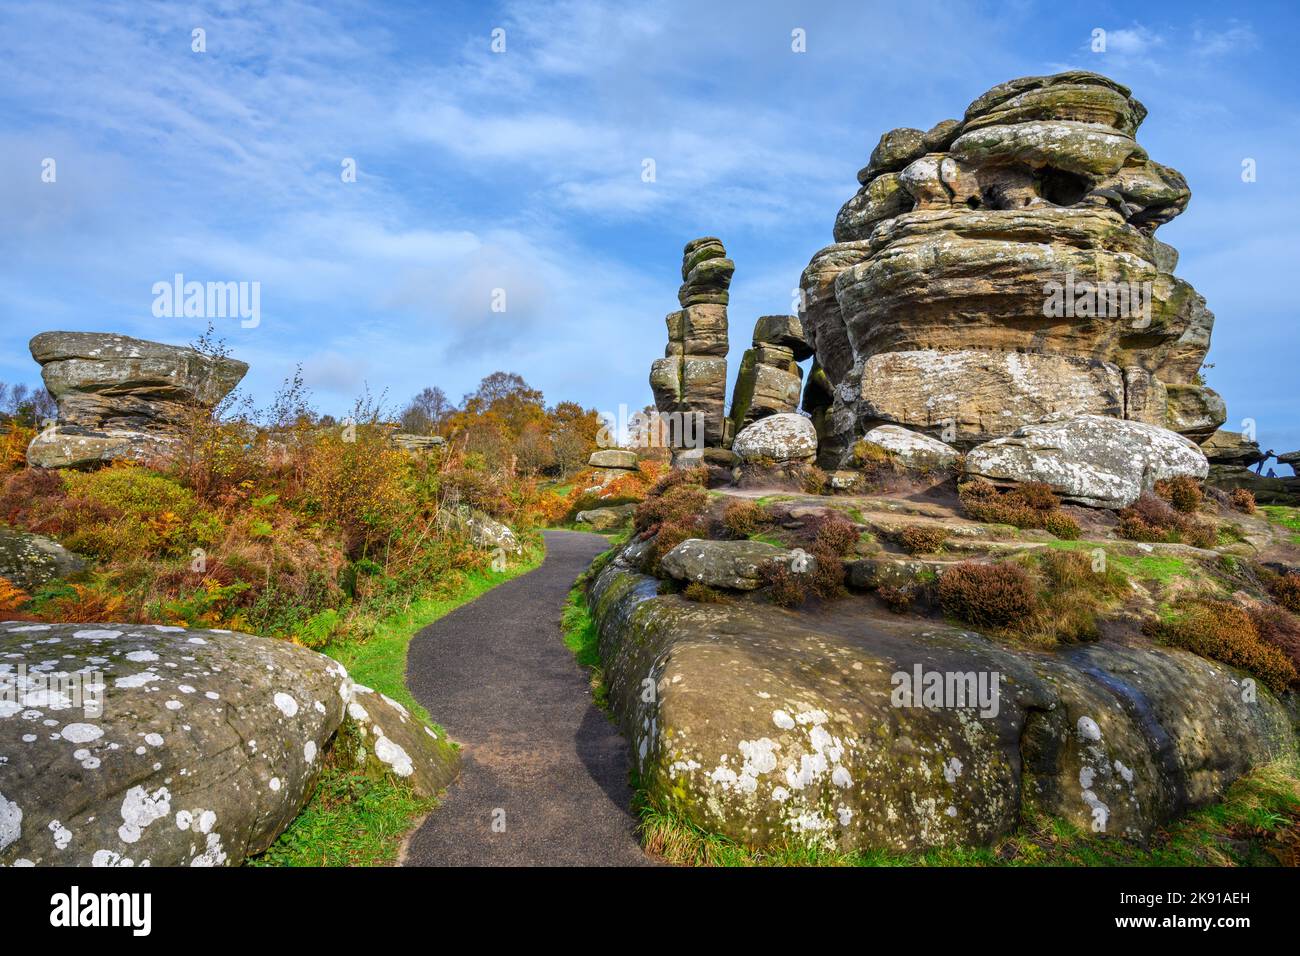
[659,539,808,591]
[26,332,249,469]
[588,449,638,471]
[860,425,959,471]
[588,545,1293,852]
[726,317,809,436]
[731,413,818,464]
[798,72,1225,467]
[649,238,733,448]
[390,433,446,454]
[439,505,521,555]
[0,622,457,866]
[964,415,1209,508]
[0,529,87,590]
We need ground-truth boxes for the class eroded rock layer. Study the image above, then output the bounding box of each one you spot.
[799,71,1225,464]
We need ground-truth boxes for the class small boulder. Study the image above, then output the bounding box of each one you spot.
[732,413,818,463]
[588,449,639,470]
[752,315,813,361]
[659,538,809,590]
[0,528,87,591]
[964,415,1208,508]
[860,425,959,471]
[339,684,457,799]
[575,504,637,531]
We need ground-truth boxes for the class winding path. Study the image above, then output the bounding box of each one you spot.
[402,530,650,866]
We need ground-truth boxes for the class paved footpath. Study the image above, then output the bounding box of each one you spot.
[403,530,651,866]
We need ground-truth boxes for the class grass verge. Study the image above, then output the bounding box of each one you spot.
[251,542,545,867]
[638,755,1300,867]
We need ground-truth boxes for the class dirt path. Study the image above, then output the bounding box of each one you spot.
[402,530,651,866]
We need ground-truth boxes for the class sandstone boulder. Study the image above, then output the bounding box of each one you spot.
[731,413,818,463]
[390,433,446,453]
[575,504,637,531]
[659,538,808,591]
[859,425,959,471]
[27,332,248,470]
[588,449,638,470]
[0,529,87,591]
[589,545,1292,852]
[340,683,457,800]
[1201,430,1265,467]
[964,415,1209,508]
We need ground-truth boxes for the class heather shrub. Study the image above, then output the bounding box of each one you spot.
[809,547,847,600]
[1247,603,1300,678]
[1117,491,1218,548]
[938,561,1038,629]
[1145,599,1298,692]
[798,465,829,495]
[957,478,1076,538]
[759,560,809,608]
[648,518,705,573]
[812,512,860,556]
[897,525,946,555]
[648,466,709,497]
[1230,488,1257,514]
[1270,572,1300,614]
[877,584,913,613]
[1155,475,1204,514]
[635,483,708,536]
[722,499,768,538]
[1043,511,1081,540]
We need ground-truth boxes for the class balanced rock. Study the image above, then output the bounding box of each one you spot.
[798,72,1225,467]
[860,425,959,471]
[0,528,87,591]
[588,449,638,471]
[731,413,818,464]
[27,332,249,469]
[964,415,1209,508]
[1200,430,1264,467]
[649,238,733,447]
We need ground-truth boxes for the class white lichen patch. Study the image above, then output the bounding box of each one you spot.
[117,785,171,844]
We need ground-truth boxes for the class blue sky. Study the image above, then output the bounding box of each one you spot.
[2,0,1297,457]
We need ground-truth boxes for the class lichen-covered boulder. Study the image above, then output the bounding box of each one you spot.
[588,449,638,470]
[587,546,1293,853]
[0,529,87,591]
[732,413,818,463]
[575,504,637,531]
[659,538,808,591]
[441,506,521,554]
[0,622,345,866]
[339,684,457,799]
[964,415,1209,508]
[859,425,959,471]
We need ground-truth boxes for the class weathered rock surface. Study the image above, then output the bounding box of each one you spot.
[797,72,1221,468]
[440,506,522,554]
[650,239,733,447]
[727,340,804,435]
[0,528,87,591]
[575,504,637,531]
[859,425,959,471]
[27,332,249,469]
[0,622,457,867]
[964,415,1209,508]
[588,546,1293,852]
[731,413,818,464]
[1201,430,1265,467]
[588,449,638,470]
[390,432,446,453]
[659,539,807,591]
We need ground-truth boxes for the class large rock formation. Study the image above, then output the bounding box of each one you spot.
[589,542,1293,852]
[0,622,458,866]
[726,316,809,436]
[26,332,249,469]
[649,238,733,448]
[799,71,1225,467]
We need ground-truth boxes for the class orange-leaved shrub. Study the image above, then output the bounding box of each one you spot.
[1144,598,1298,692]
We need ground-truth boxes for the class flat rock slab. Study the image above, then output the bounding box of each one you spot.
[403,531,650,866]
[0,622,346,867]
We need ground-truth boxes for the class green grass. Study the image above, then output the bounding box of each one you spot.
[251,542,545,867]
[1046,539,1191,585]
[561,585,608,712]
[1261,504,1300,543]
[639,755,1300,867]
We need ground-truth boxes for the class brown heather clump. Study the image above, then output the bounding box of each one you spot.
[1154,475,1204,514]
[809,548,847,600]
[897,525,946,555]
[812,512,860,556]
[1230,487,1257,514]
[722,498,768,538]
[648,517,705,573]
[1024,549,1131,644]
[1117,491,1218,548]
[1270,572,1300,614]
[648,465,710,497]
[1144,598,1298,692]
[937,561,1038,629]
[957,478,1079,539]
[799,465,830,495]
[1246,603,1300,677]
[634,482,708,536]
[876,584,914,613]
[758,560,809,608]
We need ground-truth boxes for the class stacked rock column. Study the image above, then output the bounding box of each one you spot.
[726,314,811,439]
